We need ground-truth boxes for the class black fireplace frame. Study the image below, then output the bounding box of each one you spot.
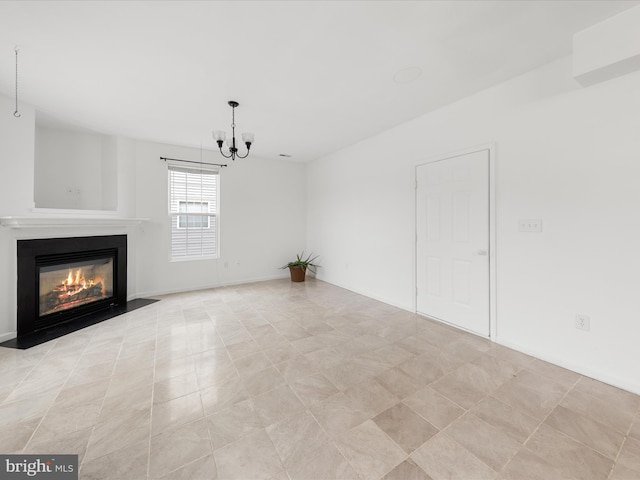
[17,235,127,337]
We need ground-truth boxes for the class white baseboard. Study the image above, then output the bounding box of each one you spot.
[0,331,17,343]
[314,276,414,314]
[134,273,290,299]
[496,336,640,396]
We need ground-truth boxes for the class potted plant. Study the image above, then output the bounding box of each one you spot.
[280,252,319,282]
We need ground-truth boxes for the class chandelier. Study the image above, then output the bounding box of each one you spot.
[212,101,254,160]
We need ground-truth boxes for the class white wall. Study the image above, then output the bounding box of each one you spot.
[307,56,640,393]
[133,140,307,297]
[0,95,36,339]
[34,125,118,210]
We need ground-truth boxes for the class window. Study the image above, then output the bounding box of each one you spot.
[168,165,219,260]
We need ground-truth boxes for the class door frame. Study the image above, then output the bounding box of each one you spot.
[414,143,497,339]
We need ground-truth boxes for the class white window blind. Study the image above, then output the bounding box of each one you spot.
[168,164,219,260]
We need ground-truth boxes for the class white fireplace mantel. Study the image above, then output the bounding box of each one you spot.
[0,215,148,229]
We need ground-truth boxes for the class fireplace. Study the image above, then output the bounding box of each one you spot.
[17,235,127,338]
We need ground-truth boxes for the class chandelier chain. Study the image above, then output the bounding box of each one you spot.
[14,47,21,118]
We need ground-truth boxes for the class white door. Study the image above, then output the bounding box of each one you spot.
[416,149,490,336]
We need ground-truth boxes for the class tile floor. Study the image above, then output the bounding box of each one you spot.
[1,279,639,479]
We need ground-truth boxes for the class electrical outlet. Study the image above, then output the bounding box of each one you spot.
[519,219,542,233]
[575,314,590,331]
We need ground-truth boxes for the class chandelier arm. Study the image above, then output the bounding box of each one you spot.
[235,150,250,159]
[217,147,233,159]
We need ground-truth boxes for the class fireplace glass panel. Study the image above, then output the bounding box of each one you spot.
[39,257,114,317]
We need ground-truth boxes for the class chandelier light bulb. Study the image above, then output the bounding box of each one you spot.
[212,130,226,142]
[242,132,254,145]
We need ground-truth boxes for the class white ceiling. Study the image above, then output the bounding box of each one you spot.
[0,1,637,162]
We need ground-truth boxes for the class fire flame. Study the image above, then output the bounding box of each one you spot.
[59,268,104,297]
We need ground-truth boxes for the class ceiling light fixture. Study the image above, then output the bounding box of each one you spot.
[212,101,254,161]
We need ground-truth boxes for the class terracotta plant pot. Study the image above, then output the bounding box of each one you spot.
[288,265,307,282]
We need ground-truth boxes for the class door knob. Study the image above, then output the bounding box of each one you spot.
[477,249,488,256]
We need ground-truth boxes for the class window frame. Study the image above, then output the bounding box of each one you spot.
[167,163,220,261]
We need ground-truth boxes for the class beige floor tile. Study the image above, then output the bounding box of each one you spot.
[442,337,488,363]
[617,436,640,472]
[545,405,625,459]
[226,339,262,360]
[526,359,581,387]
[263,343,302,365]
[66,360,116,387]
[206,399,262,450]
[25,426,93,464]
[243,366,286,396]
[492,370,568,420]
[287,441,359,480]
[291,334,334,354]
[81,438,149,480]
[310,392,369,437]
[560,386,635,435]
[149,418,212,478]
[151,390,204,436]
[289,372,340,406]
[272,321,312,342]
[157,454,217,480]
[252,384,305,427]
[397,355,446,386]
[403,386,465,430]
[498,448,566,480]
[524,423,613,480]
[0,417,42,453]
[266,411,329,471]
[371,344,415,366]
[430,365,490,409]
[85,407,151,462]
[374,402,438,453]
[200,373,250,415]
[472,396,539,443]
[107,363,154,391]
[334,420,406,479]
[195,357,238,390]
[321,360,380,391]
[375,366,425,400]
[353,333,389,349]
[395,336,435,355]
[154,354,196,382]
[609,462,640,480]
[275,356,318,382]
[233,351,271,378]
[33,400,103,442]
[344,377,399,417]
[99,383,153,421]
[485,344,535,370]
[411,432,496,480]
[445,413,522,471]
[213,428,284,480]
[382,458,433,480]
[574,377,640,416]
[153,371,200,404]
[630,417,640,439]
[253,331,288,351]
[4,375,66,403]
